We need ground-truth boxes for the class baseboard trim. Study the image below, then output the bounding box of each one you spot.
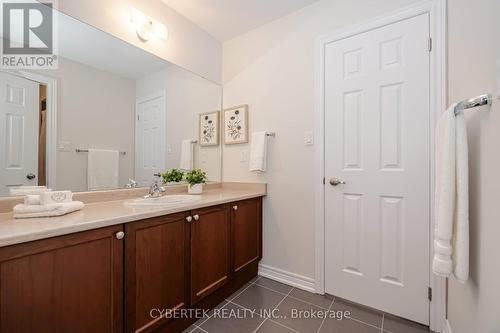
[442,319,452,333]
[258,264,316,293]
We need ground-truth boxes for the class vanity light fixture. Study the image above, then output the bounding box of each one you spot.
[130,7,168,42]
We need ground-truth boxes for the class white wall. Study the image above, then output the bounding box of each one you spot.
[222,0,421,280]
[56,0,222,83]
[446,0,500,332]
[45,57,136,191]
[136,66,222,181]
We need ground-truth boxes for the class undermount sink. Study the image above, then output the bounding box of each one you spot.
[125,194,201,207]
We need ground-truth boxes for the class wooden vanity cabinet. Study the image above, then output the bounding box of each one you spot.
[0,196,263,333]
[124,212,190,333]
[0,225,124,333]
[231,197,262,274]
[190,204,230,304]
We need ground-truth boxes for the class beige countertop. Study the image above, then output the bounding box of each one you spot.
[0,183,266,247]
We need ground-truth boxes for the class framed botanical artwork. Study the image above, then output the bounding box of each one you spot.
[224,105,248,145]
[199,111,220,146]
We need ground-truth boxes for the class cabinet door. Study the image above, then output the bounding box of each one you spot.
[231,197,262,273]
[190,205,230,304]
[0,225,123,333]
[125,213,189,333]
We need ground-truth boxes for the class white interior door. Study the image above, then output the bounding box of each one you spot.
[324,14,430,324]
[0,72,39,196]
[135,92,166,187]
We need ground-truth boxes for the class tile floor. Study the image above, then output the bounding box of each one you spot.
[184,276,432,333]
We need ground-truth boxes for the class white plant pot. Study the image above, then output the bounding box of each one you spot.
[188,183,203,195]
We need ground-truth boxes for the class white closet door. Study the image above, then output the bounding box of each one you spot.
[135,92,166,187]
[0,72,39,196]
[324,14,430,324]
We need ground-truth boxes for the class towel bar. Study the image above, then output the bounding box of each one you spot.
[454,94,493,115]
[76,149,126,155]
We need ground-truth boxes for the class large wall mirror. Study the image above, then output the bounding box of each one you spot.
[0,8,222,197]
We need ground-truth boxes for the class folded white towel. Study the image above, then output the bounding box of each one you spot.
[249,132,268,172]
[13,201,84,219]
[88,149,119,191]
[24,195,41,205]
[432,104,469,282]
[180,139,194,171]
[9,186,48,196]
[40,191,73,205]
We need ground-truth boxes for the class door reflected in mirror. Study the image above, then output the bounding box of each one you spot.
[0,8,222,197]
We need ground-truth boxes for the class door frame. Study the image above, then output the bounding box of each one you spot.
[313,0,447,331]
[2,70,58,190]
[134,90,167,183]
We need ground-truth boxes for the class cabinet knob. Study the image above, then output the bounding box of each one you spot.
[115,231,125,240]
[186,216,193,223]
[193,214,200,221]
[233,205,238,211]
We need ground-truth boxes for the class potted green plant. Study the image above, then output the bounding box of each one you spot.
[160,169,185,185]
[185,169,208,194]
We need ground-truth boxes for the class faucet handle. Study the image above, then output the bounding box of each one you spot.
[153,172,162,178]
[125,178,138,189]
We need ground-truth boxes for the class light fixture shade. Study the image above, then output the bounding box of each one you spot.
[130,7,168,42]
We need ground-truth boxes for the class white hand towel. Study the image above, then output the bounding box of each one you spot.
[13,201,84,219]
[180,139,194,171]
[453,111,469,283]
[249,132,268,172]
[88,149,119,191]
[40,191,73,205]
[432,104,469,282]
[24,195,41,205]
[9,186,48,196]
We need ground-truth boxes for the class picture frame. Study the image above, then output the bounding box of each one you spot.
[199,111,220,146]
[224,105,248,145]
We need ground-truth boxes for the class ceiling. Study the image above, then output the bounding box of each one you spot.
[57,12,170,79]
[161,0,320,42]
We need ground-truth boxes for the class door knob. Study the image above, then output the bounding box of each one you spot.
[115,231,125,240]
[186,216,193,223]
[329,177,346,186]
[193,214,200,221]
[233,205,238,211]
[26,173,36,180]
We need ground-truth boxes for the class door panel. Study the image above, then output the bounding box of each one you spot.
[324,14,430,324]
[125,213,189,333]
[231,198,262,273]
[0,72,39,195]
[191,205,230,304]
[135,93,166,186]
[0,226,123,333]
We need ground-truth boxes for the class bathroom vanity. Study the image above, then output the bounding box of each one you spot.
[0,184,265,333]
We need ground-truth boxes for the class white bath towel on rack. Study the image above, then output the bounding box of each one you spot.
[87,149,119,191]
[180,139,194,171]
[433,103,469,283]
[249,132,268,172]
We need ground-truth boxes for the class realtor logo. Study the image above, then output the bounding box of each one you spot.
[1,0,58,69]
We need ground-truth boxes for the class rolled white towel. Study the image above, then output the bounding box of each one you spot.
[13,201,84,219]
[40,191,73,205]
[9,186,49,196]
[24,195,41,205]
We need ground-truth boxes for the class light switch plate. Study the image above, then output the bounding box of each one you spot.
[57,141,72,152]
[200,152,207,164]
[240,151,248,162]
[304,131,314,146]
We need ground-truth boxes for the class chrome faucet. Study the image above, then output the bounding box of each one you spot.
[144,174,165,198]
[125,178,138,189]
